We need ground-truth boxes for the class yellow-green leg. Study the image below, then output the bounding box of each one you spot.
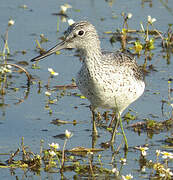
[91,110,98,136]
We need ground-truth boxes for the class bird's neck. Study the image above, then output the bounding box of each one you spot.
[79,44,102,67]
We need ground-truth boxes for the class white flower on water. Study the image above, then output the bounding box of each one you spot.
[120,158,126,164]
[122,174,133,180]
[5,68,12,73]
[45,91,51,96]
[161,151,173,159]
[49,150,56,157]
[60,3,72,13]
[0,65,12,74]
[127,13,132,19]
[165,168,173,176]
[65,129,73,139]
[7,65,12,69]
[68,19,75,26]
[112,168,119,176]
[159,167,173,177]
[8,19,15,26]
[141,166,146,172]
[135,146,149,156]
[156,150,161,157]
[49,142,60,150]
[87,151,93,156]
[48,68,58,76]
[147,15,156,24]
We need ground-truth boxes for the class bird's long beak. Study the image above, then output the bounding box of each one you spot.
[30,40,67,62]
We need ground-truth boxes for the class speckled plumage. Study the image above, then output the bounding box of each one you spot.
[68,21,145,115]
[77,50,145,115]
[31,21,145,130]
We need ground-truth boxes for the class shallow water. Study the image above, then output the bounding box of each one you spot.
[0,0,173,179]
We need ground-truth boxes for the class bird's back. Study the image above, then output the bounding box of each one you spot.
[102,50,144,81]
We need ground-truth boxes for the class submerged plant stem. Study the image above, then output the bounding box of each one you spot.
[61,138,67,171]
[57,16,60,32]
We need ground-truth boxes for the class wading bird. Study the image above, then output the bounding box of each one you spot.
[31,21,145,145]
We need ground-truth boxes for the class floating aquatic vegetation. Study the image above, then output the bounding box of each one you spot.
[1,135,173,179]
[109,13,173,73]
[0,19,31,107]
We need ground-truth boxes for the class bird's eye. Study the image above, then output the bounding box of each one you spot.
[77,30,85,36]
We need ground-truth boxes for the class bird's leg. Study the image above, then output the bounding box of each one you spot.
[108,113,116,128]
[91,109,98,136]
[108,103,119,128]
[110,114,120,143]
[89,105,98,137]
[110,113,128,150]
